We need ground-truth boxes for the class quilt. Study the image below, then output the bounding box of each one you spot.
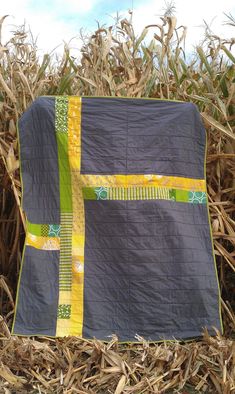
[11,96,223,341]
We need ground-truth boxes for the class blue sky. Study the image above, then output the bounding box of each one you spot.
[27,0,139,26]
[2,0,235,55]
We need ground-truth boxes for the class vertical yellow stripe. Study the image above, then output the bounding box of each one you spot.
[68,96,84,336]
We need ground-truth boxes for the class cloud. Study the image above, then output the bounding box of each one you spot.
[128,0,235,52]
[1,0,82,54]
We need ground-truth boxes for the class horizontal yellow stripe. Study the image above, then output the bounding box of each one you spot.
[79,174,206,192]
[26,233,60,250]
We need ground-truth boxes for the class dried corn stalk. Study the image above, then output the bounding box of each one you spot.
[0,13,234,394]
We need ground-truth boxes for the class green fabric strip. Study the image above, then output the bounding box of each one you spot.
[82,187,97,200]
[55,97,73,298]
[56,134,72,213]
[26,221,61,237]
[82,186,206,204]
[175,189,189,202]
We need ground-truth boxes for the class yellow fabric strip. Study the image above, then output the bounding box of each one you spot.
[68,96,84,336]
[79,174,206,191]
[56,96,84,336]
[26,233,60,250]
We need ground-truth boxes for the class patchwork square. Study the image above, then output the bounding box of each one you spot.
[58,304,71,319]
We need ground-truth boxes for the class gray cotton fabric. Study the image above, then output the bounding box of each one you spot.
[19,97,60,223]
[12,96,223,340]
[81,98,205,178]
[13,247,59,336]
[13,97,60,335]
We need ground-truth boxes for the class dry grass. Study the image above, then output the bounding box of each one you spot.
[0,12,234,393]
[0,325,234,393]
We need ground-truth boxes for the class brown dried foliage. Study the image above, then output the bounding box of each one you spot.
[0,14,234,393]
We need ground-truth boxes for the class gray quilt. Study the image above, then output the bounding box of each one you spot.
[12,96,223,341]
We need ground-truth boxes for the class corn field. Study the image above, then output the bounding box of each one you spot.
[0,12,235,393]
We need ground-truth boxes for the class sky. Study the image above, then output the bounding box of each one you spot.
[1,0,235,56]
